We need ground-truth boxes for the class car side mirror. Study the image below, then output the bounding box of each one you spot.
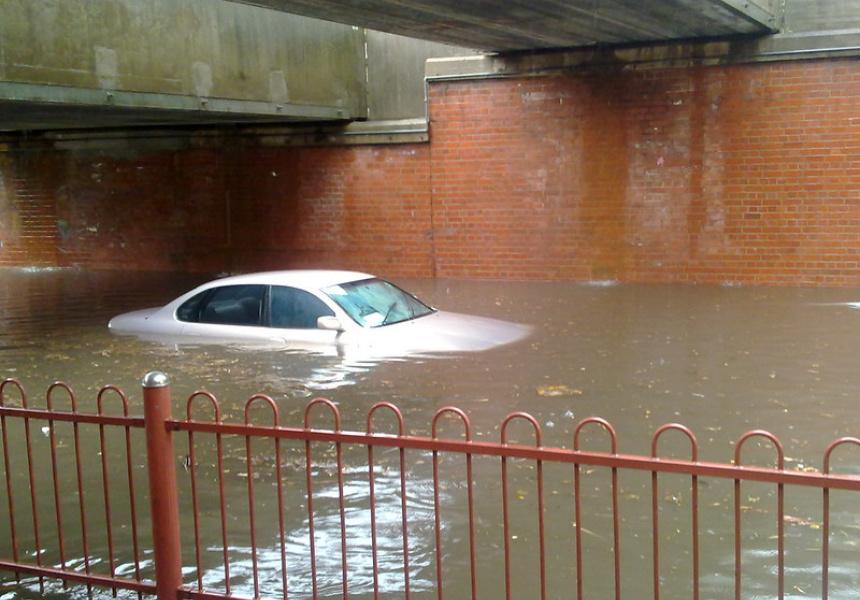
[317,316,343,331]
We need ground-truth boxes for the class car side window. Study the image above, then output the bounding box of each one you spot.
[197,285,265,326]
[176,291,208,322]
[270,286,334,329]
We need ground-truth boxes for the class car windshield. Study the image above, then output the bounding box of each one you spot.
[322,278,435,327]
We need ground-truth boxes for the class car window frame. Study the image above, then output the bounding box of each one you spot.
[266,284,336,330]
[176,283,342,330]
[177,284,269,327]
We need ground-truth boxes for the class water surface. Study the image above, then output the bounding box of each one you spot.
[1,268,859,599]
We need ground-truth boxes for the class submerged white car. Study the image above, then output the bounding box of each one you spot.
[108,270,531,354]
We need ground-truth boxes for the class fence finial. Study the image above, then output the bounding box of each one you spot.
[142,371,170,389]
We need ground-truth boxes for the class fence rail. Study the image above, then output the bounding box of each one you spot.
[172,418,860,490]
[0,372,857,599]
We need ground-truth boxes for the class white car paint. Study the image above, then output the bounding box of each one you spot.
[108,270,531,355]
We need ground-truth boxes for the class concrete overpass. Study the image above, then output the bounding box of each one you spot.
[232,0,779,51]
[0,0,470,133]
[4,0,860,137]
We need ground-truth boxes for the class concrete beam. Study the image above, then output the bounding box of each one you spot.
[0,0,366,130]
[425,30,860,82]
[230,0,776,51]
[0,82,347,132]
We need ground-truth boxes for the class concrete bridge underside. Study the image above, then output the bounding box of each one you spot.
[0,0,473,133]
[0,0,783,134]
[0,0,369,132]
[233,0,778,52]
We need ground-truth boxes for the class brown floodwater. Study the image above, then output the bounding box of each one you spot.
[0,267,859,599]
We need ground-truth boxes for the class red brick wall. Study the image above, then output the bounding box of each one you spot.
[48,148,229,272]
[225,146,433,277]
[0,144,433,278]
[429,60,860,285]
[1,58,860,285]
[0,153,59,266]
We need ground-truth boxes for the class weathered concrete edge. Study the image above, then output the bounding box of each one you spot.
[245,118,429,146]
[5,30,858,148]
[0,118,429,150]
[0,82,349,121]
[717,0,780,31]
[425,31,860,80]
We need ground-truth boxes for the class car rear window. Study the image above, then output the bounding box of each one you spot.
[194,285,265,326]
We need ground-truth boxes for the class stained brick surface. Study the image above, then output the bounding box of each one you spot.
[2,58,860,285]
[430,60,860,285]
[0,154,58,266]
[0,145,432,279]
[225,146,433,277]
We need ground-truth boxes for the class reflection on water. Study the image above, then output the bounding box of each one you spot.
[2,268,860,598]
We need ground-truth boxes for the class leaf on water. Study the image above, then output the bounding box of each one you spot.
[570,522,606,541]
[783,514,822,529]
[536,384,583,398]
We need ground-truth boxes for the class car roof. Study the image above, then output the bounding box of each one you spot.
[203,269,375,290]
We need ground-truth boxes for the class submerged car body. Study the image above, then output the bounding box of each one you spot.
[108,270,531,354]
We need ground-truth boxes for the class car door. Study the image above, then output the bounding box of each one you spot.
[267,285,340,347]
[178,284,277,341]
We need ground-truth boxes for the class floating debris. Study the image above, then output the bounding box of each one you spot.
[536,384,583,398]
[783,515,822,530]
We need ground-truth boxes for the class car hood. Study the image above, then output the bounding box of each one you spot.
[357,310,532,353]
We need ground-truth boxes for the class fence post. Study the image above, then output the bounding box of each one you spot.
[143,371,183,600]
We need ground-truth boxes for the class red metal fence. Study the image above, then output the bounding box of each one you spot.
[0,378,152,597]
[0,372,858,599]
